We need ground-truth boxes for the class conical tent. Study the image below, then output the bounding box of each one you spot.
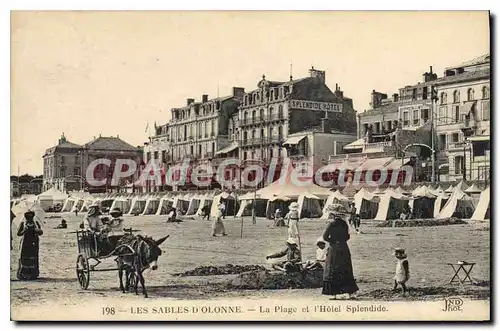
[470,187,490,221]
[353,187,379,219]
[321,190,350,220]
[297,193,323,218]
[256,166,331,200]
[141,196,160,215]
[433,192,450,218]
[437,186,475,219]
[374,188,411,221]
[36,188,69,211]
[464,184,482,194]
[444,184,456,193]
[409,186,437,218]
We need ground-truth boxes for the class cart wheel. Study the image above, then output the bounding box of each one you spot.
[127,271,138,292]
[76,254,90,290]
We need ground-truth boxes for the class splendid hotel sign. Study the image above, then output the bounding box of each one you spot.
[289,99,343,112]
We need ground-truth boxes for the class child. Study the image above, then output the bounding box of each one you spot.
[393,248,410,293]
[304,237,328,270]
[54,219,67,229]
[266,238,302,273]
[273,209,285,227]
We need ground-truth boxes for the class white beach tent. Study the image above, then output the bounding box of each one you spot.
[321,190,350,220]
[209,192,237,219]
[444,184,456,193]
[297,193,324,218]
[142,196,161,215]
[196,193,214,216]
[236,192,257,217]
[353,187,380,219]
[128,195,148,215]
[470,187,490,221]
[409,185,437,218]
[156,194,174,215]
[374,187,412,221]
[36,188,68,211]
[186,194,202,215]
[61,197,76,212]
[433,192,450,218]
[110,196,132,214]
[436,186,475,219]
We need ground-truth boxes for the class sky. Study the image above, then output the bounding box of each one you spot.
[11,11,490,175]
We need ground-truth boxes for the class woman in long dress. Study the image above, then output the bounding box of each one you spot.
[16,211,43,280]
[321,204,358,299]
[285,202,300,240]
[211,203,227,237]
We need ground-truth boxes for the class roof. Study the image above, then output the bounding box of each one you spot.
[445,54,490,70]
[85,136,138,152]
[45,140,83,155]
[435,69,490,86]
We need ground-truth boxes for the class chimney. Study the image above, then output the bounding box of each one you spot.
[308,66,326,83]
[202,94,209,103]
[232,87,245,99]
[393,93,399,102]
[186,98,195,106]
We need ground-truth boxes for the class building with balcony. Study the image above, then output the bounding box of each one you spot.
[167,88,245,164]
[43,134,142,193]
[237,67,357,164]
[434,54,490,182]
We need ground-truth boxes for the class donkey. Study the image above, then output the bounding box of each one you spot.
[115,234,169,298]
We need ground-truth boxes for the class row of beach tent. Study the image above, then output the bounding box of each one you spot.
[11,170,490,222]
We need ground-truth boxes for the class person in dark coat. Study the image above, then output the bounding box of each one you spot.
[11,210,15,250]
[321,204,358,299]
[16,211,43,280]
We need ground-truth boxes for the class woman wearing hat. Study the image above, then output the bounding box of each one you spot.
[103,208,125,250]
[285,202,300,240]
[211,202,227,237]
[83,206,103,232]
[16,211,43,280]
[321,204,358,299]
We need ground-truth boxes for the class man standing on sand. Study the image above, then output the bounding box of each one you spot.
[211,202,227,237]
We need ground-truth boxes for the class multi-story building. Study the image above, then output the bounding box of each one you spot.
[237,67,357,165]
[43,134,142,193]
[143,123,171,192]
[434,54,490,182]
[42,134,84,192]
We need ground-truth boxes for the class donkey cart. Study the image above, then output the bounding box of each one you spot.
[75,229,138,290]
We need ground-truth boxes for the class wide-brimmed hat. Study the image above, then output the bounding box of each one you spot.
[326,203,348,215]
[87,206,101,217]
[110,208,123,217]
[288,202,299,211]
[24,211,35,219]
[393,248,407,258]
[286,237,298,245]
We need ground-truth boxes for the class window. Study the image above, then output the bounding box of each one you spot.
[244,111,248,124]
[481,101,490,120]
[363,123,369,135]
[473,141,490,157]
[211,120,215,136]
[204,122,209,137]
[454,105,460,122]
[269,107,274,118]
[440,92,447,104]
[154,151,159,160]
[212,143,215,153]
[438,134,447,151]
[278,126,283,138]
[467,88,474,101]
[252,110,256,122]
[183,125,187,141]
[269,148,274,159]
[413,110,420,125]
[403,111,409,126]
[243,151,247,160]
[453,90,460,103]
[454,156,464,175]
[260,128,264,139]
[421,108,429,122]
[375,122,381,133]
[422,86,428,100]
[251,129,256,140]
[243,131,248,143]
[278,105,284,118]
[61,156,65,164]
[451,133,459,143]
[386,121,392,131]
[412,88,417,100]
[260,109,264,120]
[482,86,489,99]
[74,167,80,176]
[189,145,194,155]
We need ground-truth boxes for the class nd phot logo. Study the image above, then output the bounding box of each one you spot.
[442,298,463,312]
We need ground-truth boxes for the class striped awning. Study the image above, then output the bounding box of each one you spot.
[215,142,238,155]
[283,135,306,145]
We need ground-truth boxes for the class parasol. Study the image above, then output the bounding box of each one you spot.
[11,200,46,229]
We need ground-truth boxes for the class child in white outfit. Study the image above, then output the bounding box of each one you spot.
[393,248,410,293]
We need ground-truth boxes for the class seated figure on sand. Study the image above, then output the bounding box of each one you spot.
[304,237,328,271]
[266,238,302,273]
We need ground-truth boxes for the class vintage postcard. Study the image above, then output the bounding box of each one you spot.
[10,11,490,321]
